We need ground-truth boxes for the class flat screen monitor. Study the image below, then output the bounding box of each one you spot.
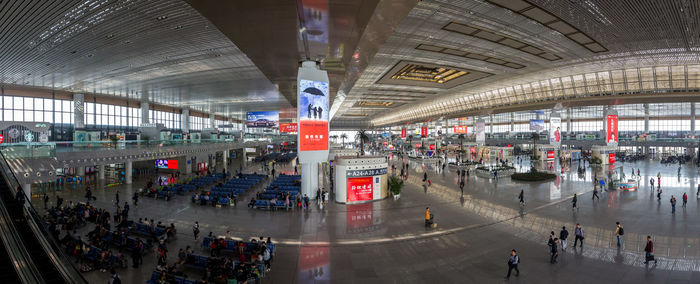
[155,159,179,169]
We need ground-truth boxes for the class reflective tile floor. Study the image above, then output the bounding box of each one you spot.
[38,156,700,283]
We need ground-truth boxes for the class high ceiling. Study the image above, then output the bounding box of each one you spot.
[2,0,700,124]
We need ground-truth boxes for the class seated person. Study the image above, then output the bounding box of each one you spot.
[248,198,256,208]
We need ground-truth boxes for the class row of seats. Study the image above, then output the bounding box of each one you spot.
[99,230,152,252]
[131,222,167,239]
[253,199,288,209]
[147,270,195,284]
[200,237,275,255]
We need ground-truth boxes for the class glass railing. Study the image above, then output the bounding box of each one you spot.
[0,138,290,159]
[0,150,88,283]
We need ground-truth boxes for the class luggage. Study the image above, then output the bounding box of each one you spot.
[646,254,655,261]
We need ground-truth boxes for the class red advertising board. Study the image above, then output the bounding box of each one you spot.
[279,123,298,133]
[299,121,328,151]
[347,177,373,202]
[401,128,406,138]
[453,126,467,133]
[608,153,615,164]
[607,114,618,143]
[0,134,3,144]
[547,151,555,159]
[429,144,435,150]
[421,127,427,138]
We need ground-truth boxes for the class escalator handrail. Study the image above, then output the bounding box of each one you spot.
[0,152,88,283]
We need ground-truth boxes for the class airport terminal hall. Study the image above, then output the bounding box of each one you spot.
[5,0,700,284]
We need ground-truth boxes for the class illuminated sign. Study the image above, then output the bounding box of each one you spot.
[421,127,427,138]
[401,128,406,138]
[280,123,298,133]
[547,151,555,159]
[453,126,467,133]
[429,144,436,150]
[347,177,373,202]
[608,153,615,164]
[607,115,618,144]
[0,134,3,144]
[299,79,329,151]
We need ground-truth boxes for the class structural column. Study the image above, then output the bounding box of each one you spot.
[182,109,190,133]
[141,93,149,125]
[300,162,319,199]
[73,94,85,129]
[22,183,31,207]
[510,113,515,134]
[566,108,572,138]
[489,114,493,135]
[98,165,105,180]
[76,166,85,177]
[644,104,650,134]
[209,105,215,128]
[125,160,133,184]
[691,102,696,137]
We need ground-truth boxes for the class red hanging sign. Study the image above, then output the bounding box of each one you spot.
[0,134,3,144]
[453,126,467,133]
[421,127,427,138]
[401,128,406,138]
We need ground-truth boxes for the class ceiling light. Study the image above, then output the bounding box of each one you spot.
[105,34,114,39]
[156,15,168,21]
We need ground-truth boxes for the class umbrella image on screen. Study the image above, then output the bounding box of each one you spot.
[303,87,325,96]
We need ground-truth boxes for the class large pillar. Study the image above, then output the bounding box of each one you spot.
[141,93,149,125]
[73,94,85,129]
[98,165,105,180]
[182,109,190,133]
[489,114,493,135]
[76,166,85,177]
[566,108,572,138]
[300,163,319,199]
[643,104,649,134]
[185,158,192,174]
[22,183,31,207]
[125,161,133,184]
[691,102,696,137]
[510,113,515,133]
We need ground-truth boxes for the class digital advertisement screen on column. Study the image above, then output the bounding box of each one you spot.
[246,111,279,128]
[401,128,406,138]
[299,79,329,151]
[347,177,373,202]
[155,159,179,169]
[475,120,485,143]
[549,117,561,145]
[607,115,618,144]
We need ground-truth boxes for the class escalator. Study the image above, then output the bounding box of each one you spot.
[0,232,21,283]
[0,153,87,283]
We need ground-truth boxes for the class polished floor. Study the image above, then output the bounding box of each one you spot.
[37,155,700,283]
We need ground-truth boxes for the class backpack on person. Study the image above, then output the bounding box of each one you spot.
[111,275,122,284]
[618,227,624,236]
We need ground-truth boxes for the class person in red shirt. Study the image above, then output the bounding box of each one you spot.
[644,236,657,264]
[683,192,688,208]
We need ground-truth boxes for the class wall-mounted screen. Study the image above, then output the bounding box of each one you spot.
[155,159,179,169]
[246,111,279,128]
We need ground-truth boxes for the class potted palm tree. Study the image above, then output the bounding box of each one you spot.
[357,129,369,155]
[340,133,348,148]
[388,175,404,200]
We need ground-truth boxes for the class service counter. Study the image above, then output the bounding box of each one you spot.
[334,156,388,204]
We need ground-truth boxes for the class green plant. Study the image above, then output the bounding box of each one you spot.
[357,129,369,155]
[142,136,150,145]
[591,156,602,164]
[388,176,403,195]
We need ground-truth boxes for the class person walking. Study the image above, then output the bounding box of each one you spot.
[193,221,200,241]
[518,190,525,206]
[115,192,120,205]
[459,180,465,194]
[670,195,677,214]
[550,238,559,263]
[615,222,624,247]
[505,249,520,279]
[644,236,658,264]
[592,187,600,201]
[682,192,688,208]
[423,172,428,183]
[657,189,663,201]
[559,226,569,251]
[573,224,584,248]
[43,194,49,209]
[572,194,578,210]
[697,183,700,197]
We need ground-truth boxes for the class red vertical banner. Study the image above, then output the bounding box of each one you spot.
[607,114,618,143]
[608,153,615,164]
[401,128,406,138]
[421,127,427,138]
